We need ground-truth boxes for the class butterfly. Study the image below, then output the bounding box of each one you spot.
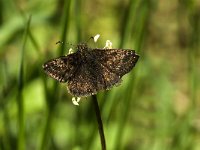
[43,43,139,97]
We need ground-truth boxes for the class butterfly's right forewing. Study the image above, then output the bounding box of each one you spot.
[91,49,139,77]
[43,54,79,82]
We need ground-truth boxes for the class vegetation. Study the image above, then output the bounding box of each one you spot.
[0,0,199,150]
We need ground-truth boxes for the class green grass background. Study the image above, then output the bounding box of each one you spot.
[0,0,200,150]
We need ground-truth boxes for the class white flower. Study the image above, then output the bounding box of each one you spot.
[68,48,74,54]
[72,97,81,106]
[93,34,100,42]
[104,40,112,49]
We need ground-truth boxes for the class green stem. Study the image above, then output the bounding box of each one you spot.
[92,95,106,150]
[40,108,53,150]
[17,15,32,150]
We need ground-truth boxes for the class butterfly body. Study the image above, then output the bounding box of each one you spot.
[43,44,139,97]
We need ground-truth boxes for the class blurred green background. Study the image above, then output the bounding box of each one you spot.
[0,0,200,150]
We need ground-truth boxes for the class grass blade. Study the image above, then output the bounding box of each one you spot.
[17,15,32,150]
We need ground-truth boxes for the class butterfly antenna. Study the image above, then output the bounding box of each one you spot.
[86,36,94,43]
[86,34,100,44]
[56,41,64,45]
[56,41,75,48]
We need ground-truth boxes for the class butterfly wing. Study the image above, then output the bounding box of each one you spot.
[91,49,139,77]
[67,54,121,97]
[42,53,80,82]
[43,48,139,97]
[67,63,97,96]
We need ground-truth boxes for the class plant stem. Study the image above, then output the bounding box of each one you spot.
[17,15,31,150]
[92,95,106,150]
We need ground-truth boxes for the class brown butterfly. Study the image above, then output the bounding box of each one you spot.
[43,43,139,97]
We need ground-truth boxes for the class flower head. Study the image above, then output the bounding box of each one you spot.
[93,34,100,42]
[72,97,81,106]
[104,40,112,49]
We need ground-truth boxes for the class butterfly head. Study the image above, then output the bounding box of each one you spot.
[77,43,88,53]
